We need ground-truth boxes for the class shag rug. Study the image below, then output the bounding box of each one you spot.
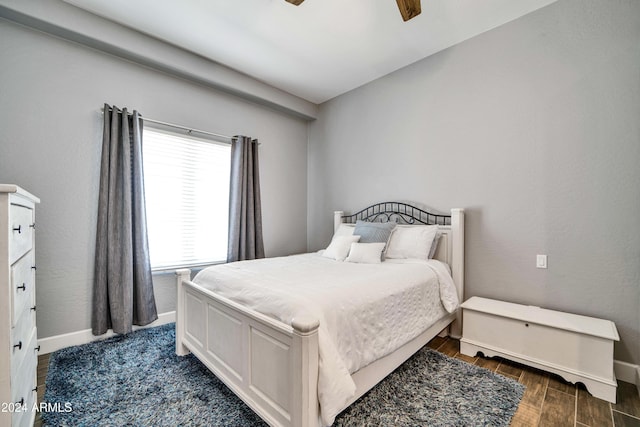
[43,323,523,426]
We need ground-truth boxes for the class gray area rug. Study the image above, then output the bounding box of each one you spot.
[43,323,523,426]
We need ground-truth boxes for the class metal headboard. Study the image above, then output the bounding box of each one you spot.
[341,202,451,226]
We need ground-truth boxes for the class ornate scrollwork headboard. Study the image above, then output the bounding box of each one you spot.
[340,201,451,226]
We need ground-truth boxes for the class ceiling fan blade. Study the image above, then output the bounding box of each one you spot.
[396,0,421,21]
[285,0,305,5]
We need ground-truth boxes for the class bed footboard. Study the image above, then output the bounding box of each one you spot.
[175,269,320,427]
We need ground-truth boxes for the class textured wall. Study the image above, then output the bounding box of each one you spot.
[0,22,308,339]
[308,0,640,364]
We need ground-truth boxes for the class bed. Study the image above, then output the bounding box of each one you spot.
[175,202,465,426]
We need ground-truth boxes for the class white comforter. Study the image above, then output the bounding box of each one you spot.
[193,253,459,426]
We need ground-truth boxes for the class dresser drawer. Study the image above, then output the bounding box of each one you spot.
[10,329,37,427]
[9,204,33,265]
[10,387,36,427]
[11,328,37,403]
[10,252,35,327]
[10,309,35,371]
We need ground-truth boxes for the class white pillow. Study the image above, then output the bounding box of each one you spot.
[428,232,442,259]
[345,242,386,264]
[333,223,355,237]
[385,225,438,260]
[322,235,360,261]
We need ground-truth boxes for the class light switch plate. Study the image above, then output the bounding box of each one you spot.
[536,254,547,269]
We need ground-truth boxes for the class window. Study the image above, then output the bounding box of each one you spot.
[142,127,231,270]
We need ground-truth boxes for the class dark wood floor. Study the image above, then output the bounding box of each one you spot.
[35,337,640,426]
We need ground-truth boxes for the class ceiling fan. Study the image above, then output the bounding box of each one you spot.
[284,0,422,22]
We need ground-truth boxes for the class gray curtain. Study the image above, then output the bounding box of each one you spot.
[92,104,158,335]
[227,136,265,262]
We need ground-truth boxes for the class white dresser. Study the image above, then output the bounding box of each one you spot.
[0,185,40,427]
[460,297,619,403]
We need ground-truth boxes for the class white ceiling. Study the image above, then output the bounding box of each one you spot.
[64,0,556,104]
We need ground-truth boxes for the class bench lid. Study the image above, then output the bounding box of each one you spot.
[461,297,620,341]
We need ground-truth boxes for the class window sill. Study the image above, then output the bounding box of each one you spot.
[151,260,226,275]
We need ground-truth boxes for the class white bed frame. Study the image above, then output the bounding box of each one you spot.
[175,206,464,427]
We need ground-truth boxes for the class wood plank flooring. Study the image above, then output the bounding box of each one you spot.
[34,337,640,426]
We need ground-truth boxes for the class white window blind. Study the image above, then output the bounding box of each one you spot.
[142,127,231,270]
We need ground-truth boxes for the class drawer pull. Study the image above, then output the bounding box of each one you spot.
[17,283,26,291]
[33,388,37,392]
[13,341,22,350]
[35,345,41,352]
[30,222,36,229]
[31,305,36,311]
[16,398,24,406]
[525,323,529,327]
[13,225,21,234]
[31,265,37,270]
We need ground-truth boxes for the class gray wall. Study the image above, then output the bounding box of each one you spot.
[0,21,308,339]
[308,0,640,364]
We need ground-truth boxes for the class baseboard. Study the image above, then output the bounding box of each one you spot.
[38,311,176,354]
[614,359,640,393]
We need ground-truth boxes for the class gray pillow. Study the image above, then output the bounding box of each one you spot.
[353,220,396,248]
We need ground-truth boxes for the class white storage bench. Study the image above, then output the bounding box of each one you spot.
[460,297,619,403]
